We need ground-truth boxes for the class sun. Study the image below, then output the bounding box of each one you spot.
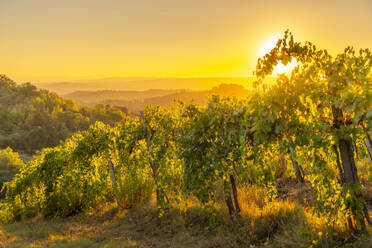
[257,37,297,76]
[272,60,297,75]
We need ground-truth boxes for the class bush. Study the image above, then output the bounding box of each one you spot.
[0,147,24,198]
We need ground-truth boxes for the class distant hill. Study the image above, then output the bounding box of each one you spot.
[35,77,155,95]
[64,84,253,111]
[144,84,252,107]
[63,89,188,104]
[35,77,259,95]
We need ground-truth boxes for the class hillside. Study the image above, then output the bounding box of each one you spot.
[0,75,255,152]
[0,75,127,154]
[2,0,372,246]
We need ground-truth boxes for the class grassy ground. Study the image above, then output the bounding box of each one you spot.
[0,185,371,248]
[1,159,371,248]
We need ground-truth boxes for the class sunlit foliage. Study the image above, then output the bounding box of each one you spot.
[0,32,371,244]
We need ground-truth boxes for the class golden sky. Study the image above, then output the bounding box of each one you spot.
[1,0,372,82]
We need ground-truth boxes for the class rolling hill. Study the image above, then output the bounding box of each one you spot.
[35,77,260,95]
[63,84,253,111]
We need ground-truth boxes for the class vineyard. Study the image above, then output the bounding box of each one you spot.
[0,32,371,247]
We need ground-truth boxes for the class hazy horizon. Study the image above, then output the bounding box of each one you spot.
[1,0,372,86]
[33,76,261,94]
[34,75,257,83]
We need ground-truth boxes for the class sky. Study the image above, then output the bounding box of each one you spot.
[1,0,372,83]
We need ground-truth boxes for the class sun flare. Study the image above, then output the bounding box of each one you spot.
[258,37,297,75]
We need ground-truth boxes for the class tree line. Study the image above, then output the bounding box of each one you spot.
[0,75,128,154]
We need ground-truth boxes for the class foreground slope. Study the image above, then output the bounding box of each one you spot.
[1,184,371,248]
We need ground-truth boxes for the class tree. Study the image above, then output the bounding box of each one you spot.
[256,30,372,230]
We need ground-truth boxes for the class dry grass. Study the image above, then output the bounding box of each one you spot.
[0,184,371,248]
